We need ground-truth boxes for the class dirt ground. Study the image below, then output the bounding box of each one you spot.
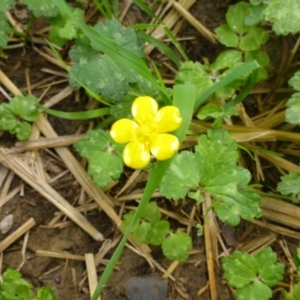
[0,1,296,299]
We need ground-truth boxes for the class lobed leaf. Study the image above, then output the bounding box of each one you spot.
[160,129,261,225]
[215,24,239,48]
[226,2,251,34]
[264,0,300,35]
[175,61,212,101]
[0,0,14,12]
[49,8,84,45]
[20,0,58,17]
[277,172,300,203]
[0,17,11,48]
[222,248,284,300]
[94,19,145,57]
[162,232,192,262]
[74,129,124,188]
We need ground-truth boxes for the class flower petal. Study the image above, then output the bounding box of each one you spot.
[110,118,138,144]
[123,140,150,169]
[150,133,179,160]
[156,106,182,133]
[131,96,158,126]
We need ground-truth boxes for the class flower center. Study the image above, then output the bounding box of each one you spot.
[135,122,158,145]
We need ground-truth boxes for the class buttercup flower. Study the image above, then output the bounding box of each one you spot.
[110,96,182,169]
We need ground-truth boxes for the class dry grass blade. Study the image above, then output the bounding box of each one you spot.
[145,0,195,54]
[0,148,103,241]
[13,134,86,152]
[252,150,300,173]
[203,193,217,300]
[171,1,217,43]
[249,219,300,240]
[36,250,85,261]
[237,233,277,254]
[0,218,36,253]
[85,253,101,300]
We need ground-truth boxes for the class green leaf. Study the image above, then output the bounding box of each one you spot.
[175,61,212,100]
[245,4,267,26]
[120,211,139,232]
[195,128,239,165]
[239,27,269,51]
[69,33,140,101]
[289,71,300,91]
[133,221,151,245]
[159,151,203,201]
[121,203,168,246]
[161,129,261,224]
[74,129,124,188]
[20,0,58,17]
[37,286,57,300]
[226,2,251,34]
[222,248,284,300]
[255,247,285,286]
[94,19,145,57]
[277,172,300,203]
[70,51,138,101]
[145,220,170,246]
[264,0,300,35]
[0,16,11,48]
[210,50,242,71]
[0,0,14,12]
[286,93,300,124]
[9,95,39,121]
[49,8,84,45]
[14,122,33,141]
[245,49,270,67]
[162,232,192,262]
[235,281,272,300]
[0,95,39,141]
[0,104,16,131]
[142,202,161,222]
[215,24,239,48]
[287,73,300,123]
[223,250,261,287]
[1,268,35,300]
[197,103,223,120]
[212,186,262,226]
[283,282,300,300]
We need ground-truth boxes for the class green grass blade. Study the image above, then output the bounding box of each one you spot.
[151,62,171,105]
[113,0,119,17]
[132,0,158,20]
[91,84,196,299]
[39,105,110,120]
[139,32,180,67]
[92,0,108,18]
[163,26,189,62]
[195,60,259,110]
[173,84,196,143]
[223,69,258,110]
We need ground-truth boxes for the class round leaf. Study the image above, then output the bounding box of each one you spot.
[215,24,239,47]
[226,2,251,34]
[162,232,192,262]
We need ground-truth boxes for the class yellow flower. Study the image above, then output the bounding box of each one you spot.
[110,96,182,169]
